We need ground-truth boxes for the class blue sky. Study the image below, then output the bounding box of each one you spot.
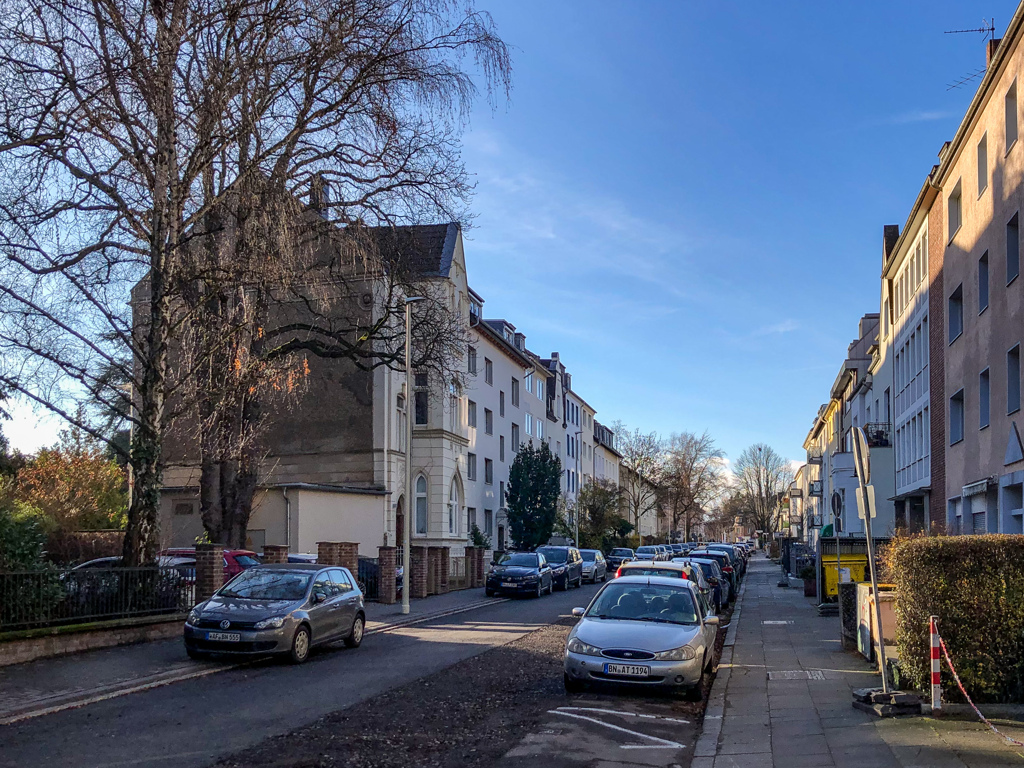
[4,1,1019,464]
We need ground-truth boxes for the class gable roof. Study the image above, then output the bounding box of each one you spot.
[367,222,460,278]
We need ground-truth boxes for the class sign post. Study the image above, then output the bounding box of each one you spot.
[830,491,843,600]
[852,426,889,693]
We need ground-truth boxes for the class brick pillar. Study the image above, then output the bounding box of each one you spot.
[439,547,450,594]
[464,546,477,587]
[262,544,289,564]
[378,546,397,605]
[196,543,224,602]
[474,547,486,587]
[317,541,341,565]
[337,542,359,576]
[411,546,428,598]
[426,546,440,595]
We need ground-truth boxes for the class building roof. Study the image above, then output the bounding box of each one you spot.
[272,482,389,496]
[368,222,460,278]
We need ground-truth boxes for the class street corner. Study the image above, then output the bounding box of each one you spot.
[497,694,698,768]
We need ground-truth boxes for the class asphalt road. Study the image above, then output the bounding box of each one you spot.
[0,583,602,768]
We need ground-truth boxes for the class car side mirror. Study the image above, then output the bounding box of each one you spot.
[705,615,720,626]
[571,607,585,618]
[312,591,327,604]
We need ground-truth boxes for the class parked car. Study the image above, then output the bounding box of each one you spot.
[563,575,719,700]
[486,552,553,597]
[183,563,364,663]
[286,553,318,564]
[633,545,661,562]
[669,544,685,556]
[579,550,608,583]
[606,548,635,570]
[675,557,727,611]
[535,546,583,590]
[691,550,737,599]
[707,544,745,577]
[159,548,261,581]
[615,560,698,584]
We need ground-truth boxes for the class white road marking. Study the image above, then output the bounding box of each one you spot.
[762,620,792,625]
[549,708,687,749]
[557,706,690,724]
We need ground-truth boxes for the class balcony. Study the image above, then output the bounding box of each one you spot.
[864,422,891,448]
[807,447,823,465]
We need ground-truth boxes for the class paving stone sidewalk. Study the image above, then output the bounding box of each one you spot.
[692,555,1024,768]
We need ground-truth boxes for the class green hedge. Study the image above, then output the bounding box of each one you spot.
[884,534,1024,703]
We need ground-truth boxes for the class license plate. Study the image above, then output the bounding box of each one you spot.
[604,663,650,678]
[501,582,517,588]
[206,632,241,642]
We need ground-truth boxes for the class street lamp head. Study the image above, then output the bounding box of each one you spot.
[405,296,426,304]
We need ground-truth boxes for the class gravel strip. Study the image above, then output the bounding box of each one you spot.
[214,605,734,768]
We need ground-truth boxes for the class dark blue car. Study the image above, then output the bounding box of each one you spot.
[486,552,554,597]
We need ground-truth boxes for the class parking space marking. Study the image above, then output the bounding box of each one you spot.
[557,706,690,725]
[548,707,687,750]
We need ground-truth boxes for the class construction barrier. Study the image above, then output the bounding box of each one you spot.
[929,615,941,712]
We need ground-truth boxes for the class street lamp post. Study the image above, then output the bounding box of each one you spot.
[402,296,425,616]
[573,428,582,546]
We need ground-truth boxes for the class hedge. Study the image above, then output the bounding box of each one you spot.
[883,534,1024,703]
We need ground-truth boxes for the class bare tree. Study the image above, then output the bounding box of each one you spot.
[612,422,664,539]
[733,443,793,535]
[662,431,725,541]
[0,0,510,561]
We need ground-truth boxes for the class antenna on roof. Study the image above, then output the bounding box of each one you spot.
[944,18,996,39]
[946,67,987,91]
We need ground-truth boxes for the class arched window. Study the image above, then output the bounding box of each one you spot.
[415,476,428,534]
[448,480,460,535]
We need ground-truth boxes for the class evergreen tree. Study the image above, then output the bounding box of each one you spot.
[506,442,562,551]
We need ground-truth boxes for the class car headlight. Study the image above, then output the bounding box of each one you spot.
[254,616,286,630]
[187,607,201,625]
[522,574,538,582]
[566,636,602,656]
[654,645,697,661]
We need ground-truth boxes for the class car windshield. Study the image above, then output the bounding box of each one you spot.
[234,554,262,567]
[581,551,597,561]
[500,553,539,567]
[610,549,632,556]
[218,569,311,600]
[621,567,684,579]
[587,583,698,625]
[692,562,714,577]
[636,547,657,554]
[537,548,567,563]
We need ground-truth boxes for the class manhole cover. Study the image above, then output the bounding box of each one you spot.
[762,620,793,625]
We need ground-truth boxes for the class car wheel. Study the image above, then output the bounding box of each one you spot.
[547,579,554,595]
[289,625,311,664]
[684,664,706,701]
[344,614,364,648]
[575,574,583,588]
[564,672,585,694]
[485,588,495,597]
[534,581,543,598]
[186,647,210,662]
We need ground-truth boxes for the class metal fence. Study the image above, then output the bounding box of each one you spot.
[357,557,380,601]
[448,556,469,591]
[0,567,196,632]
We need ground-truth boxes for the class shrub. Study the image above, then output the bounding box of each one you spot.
[0,494,49,570]
[884,534,1024,703]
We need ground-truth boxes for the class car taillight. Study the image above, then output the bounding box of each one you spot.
[615,568,622,578]
[723,566,734,573]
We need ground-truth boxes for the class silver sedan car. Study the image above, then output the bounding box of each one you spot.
[564,575,719,700]
[184,564,365,663]
[579,549,608,583]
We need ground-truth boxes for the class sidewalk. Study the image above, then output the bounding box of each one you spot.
[694,555,1024,768]
[0,586,500,724]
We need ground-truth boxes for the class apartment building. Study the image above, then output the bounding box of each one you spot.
[931,27,1024,534]
[593,421,622,486]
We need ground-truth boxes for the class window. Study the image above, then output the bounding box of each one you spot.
[1007,81,1018,150]
[950,389,965,445]
[484,408,493,435]
[1009,345,1021,414]
[468,400,477,428]
[500,435,505,462]
[484,358,493,385]
[448,482,459,535]
[468,345,478,375]
[525,370,533,393]
[511,378,519,407]
[414,374,428,425]
[525,412,532,436]
[173,501,195,516]
[467,507,477,532]
[979,252,990,313]
[499,391,505,417]
[948,180,962,241]
[948,284,963,343]
[484,509,493,536]
[980,369,991,429]
[484,458,493,485]
[978,134,989,195]
[415,476,428,534]
[536,420,543,439]
[537,379,544,399]
[499,480,505,507]
[1009,213,1020,284]
[467,453,477,481]
[512,424,520,450]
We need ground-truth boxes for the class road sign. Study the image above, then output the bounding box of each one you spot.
[856,484,877,520]
[852,426,871,484]
[834,515,843,533]
[831,491,843,516]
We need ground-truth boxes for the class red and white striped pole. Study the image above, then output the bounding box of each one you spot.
[930,615,942,712]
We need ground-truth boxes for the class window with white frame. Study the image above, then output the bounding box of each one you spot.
[468,400,477,428]
[415,475,428,534]
[525,412,532,436]
[448,481,459,535]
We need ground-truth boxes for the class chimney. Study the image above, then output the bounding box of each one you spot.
[987,38,1002,66]
[883,224,900,262]
[309,173,329,214]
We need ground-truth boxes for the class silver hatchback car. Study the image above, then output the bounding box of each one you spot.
[564,575,718,700]
[184,564,365,663]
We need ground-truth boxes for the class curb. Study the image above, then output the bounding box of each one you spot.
[693,580,745,758]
